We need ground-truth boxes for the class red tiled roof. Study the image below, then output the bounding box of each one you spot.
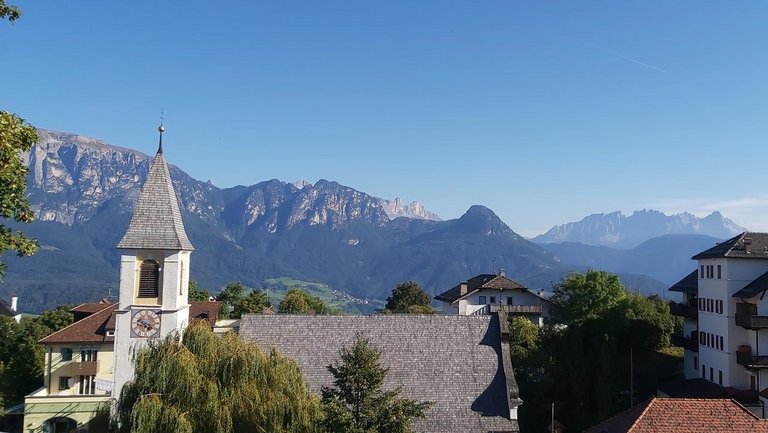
[583,398,768,433]
[190,301,222,325]
[40,304,117,344]
[40,302,221,344]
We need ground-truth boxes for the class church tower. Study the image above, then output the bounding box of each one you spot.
[111,124,194,399]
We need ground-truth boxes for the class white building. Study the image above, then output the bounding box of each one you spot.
[434,271,551,325]
[111,124,196,401]
[666,232,768,417]
[1,296,22,323]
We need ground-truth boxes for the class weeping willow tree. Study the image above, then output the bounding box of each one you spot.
[116,322,321,433]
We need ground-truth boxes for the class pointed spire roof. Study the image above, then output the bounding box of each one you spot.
[117,126,194,251]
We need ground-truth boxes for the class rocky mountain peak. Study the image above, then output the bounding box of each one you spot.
[378,197,441,221]
[453,205,514,237]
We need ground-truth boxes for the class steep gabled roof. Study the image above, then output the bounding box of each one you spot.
[692,232,768,260]
[583,398,768,433]
[668,270,698,294]
[239,313,520,433]
[40,304,117,344]
[117,146,194,251]
[435,273,544,303]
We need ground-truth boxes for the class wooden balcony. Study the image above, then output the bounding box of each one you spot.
[669,300,698,320]
[61,360,100,376]
[671,331,698,352]
[736,346,768,369]
[735,303,768,329]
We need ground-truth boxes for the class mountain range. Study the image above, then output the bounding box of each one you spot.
[533,210,744,249]
[0,130,743,312]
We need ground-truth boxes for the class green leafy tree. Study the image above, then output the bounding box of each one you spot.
[384,281,432,313]
[279,288,333,314]
[231,289,270,318]
[188,280,211,302]
[0,105,39,279]
[116,321,320,433]
[321,334,432,433]
[550,270,626,325]
[215,281,246,318]
[0,0,21,22]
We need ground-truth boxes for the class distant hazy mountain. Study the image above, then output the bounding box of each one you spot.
[541,234,723,285]
[533,210,745,249]
[1,130,668,312]
[378,197,441,221]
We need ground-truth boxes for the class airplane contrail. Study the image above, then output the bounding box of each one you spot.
[601,48,668,73]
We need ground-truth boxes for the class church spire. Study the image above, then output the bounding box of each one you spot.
[157,113,165,155]
[116,121,194,251]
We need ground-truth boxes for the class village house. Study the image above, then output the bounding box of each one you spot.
[666,232,768,417]
[435,272,551,325]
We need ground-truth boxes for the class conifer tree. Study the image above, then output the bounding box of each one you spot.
[321,334,432,433]
[116,321,321,433]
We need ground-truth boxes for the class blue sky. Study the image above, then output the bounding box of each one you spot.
[3,1,768,236]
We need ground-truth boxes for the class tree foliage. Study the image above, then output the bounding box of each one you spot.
[188,280,211,302]
[116,321,320,433]
[0,104,39,279]
[321,334,432,433]
[0,306,73,405]
[0,0,21,22]
[214,281,271,318]
[550,270,625,325]
[384,281,432,314]
[511,270,680,433]
[279,288,332,314]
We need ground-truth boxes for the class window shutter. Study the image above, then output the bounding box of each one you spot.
[139,260,160,298]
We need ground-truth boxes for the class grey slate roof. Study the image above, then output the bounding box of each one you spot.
[692,232,768,260]
[733,270,768,299]
[435,273,547,304]
[117,149,194,250]
[239,313,520,433]
[668,270,698,294]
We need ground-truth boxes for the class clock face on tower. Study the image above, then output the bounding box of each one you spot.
[130,309,161,338]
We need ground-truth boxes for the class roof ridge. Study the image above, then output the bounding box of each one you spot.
[39,304,116,344]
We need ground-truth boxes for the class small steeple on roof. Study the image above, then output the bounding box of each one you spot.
[117,125,194,251]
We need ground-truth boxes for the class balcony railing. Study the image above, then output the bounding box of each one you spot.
[735,313,768,330]
[669,301,698,320]
[470,304,544,316]
[671,331,699,352]
[489,304,543,315]
[736,346,768,369]
[61,360,100,376]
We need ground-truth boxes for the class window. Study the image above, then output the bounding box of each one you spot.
[489,296,496,304]
[716,300,722,314]
[751,375,757,391]
[702,364,706,378]
[699,332,704,344]
[58,376,71,390]
[61,348,72,361]
[139,259,160,298]
[709,367,713,381]
[700,265,704,278]
[694,356,698,370]
[717,265,722,279]
[106,331,115,337]
[719,336,724,350]
[718,370,723,385]
[507,296,514,305]
[81,349,97,362]
[478,295,487,305]
[78,375,96,395]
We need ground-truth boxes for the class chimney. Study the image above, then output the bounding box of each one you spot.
[11,296,18,312]
[498,269,506,277]
[460,282,468,296]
